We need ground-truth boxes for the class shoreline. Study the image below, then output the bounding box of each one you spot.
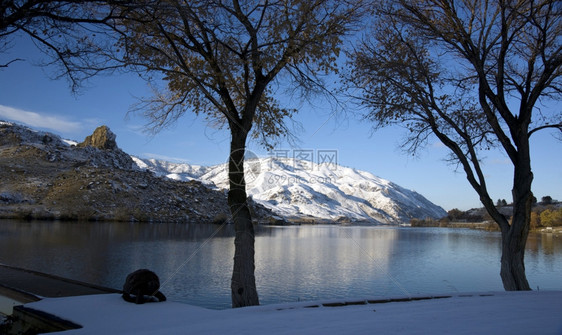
[1,216,561,235]
[410,220,562,233]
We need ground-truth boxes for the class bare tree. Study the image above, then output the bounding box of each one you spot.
[348,0,561,290]
[102,0,364,307]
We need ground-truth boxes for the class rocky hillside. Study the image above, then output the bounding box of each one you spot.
[0,122,269,223]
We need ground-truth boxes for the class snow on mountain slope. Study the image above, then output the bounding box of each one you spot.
[136,157,447,224]
[131,157,211,182]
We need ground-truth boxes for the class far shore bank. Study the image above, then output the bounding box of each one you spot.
[2,216,561,235]
[410,219,562,233]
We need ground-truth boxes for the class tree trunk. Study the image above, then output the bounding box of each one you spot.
[228,130,260,308]
[500,142,532,291]
[500,229,531,291]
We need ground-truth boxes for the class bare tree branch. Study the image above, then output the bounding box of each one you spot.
[529,122,562,137]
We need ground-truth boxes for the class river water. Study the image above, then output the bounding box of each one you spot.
[0,220,560,309]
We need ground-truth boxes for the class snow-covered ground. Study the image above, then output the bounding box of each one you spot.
[23,291,562,334]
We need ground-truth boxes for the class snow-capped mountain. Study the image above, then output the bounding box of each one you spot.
[134,156,447,224]
[131,157,215,186]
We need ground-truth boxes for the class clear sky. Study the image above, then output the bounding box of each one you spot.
[1,34,561,211]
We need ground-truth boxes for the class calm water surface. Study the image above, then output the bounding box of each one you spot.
[0,220,560,309]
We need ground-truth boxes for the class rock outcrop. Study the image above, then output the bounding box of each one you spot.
[78,125,118,150]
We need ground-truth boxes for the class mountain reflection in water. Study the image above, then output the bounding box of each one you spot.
[0,220,560,309]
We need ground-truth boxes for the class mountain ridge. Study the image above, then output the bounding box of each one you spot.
[135,155,447,224]
[0,121,446,224]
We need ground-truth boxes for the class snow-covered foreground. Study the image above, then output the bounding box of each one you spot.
[25,291,562,334]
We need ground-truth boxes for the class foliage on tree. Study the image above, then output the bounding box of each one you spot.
[108,0,359,147]
[348,0,562,291]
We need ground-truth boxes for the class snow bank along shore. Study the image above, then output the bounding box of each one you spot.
[16,291,562,334]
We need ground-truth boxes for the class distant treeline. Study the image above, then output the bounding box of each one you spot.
[410,218,499,231]
[411,197,562,230]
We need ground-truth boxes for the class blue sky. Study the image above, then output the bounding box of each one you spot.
[1,34,561,211]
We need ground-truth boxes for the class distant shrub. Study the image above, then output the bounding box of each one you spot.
[541,196,553,205]
[447,208,485,222]
[540,208,562,227]
[410,218,439,227]
[530,211,541,229]
[496,199,508,207]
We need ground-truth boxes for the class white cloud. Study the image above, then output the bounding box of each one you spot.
[0,104,82,133]
[125,124,147,136]
[141,152,191,163]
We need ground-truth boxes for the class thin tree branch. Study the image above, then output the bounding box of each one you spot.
[528,122,562,137]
